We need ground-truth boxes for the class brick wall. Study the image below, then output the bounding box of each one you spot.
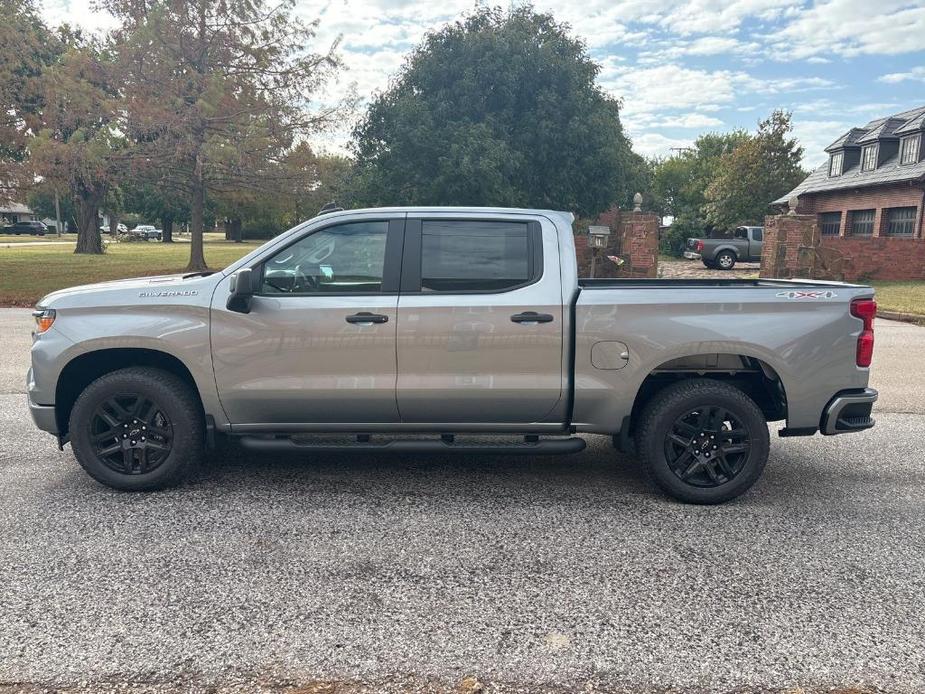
[574,206,658,278]
[759,214,819,279]
[791,183,925,280]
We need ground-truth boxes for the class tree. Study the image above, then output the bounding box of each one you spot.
[104,0,345,271]
[652,130,750,254]
[32,41,125,254]
[351,6,634,217]
[704,111,805,230]
[122,181,189,243]
[0,1,61,201]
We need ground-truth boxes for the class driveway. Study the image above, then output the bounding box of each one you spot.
[1,308,924,693]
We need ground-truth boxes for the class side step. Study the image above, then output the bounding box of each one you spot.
[238,433,586,455]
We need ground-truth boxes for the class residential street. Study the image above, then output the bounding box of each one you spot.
[1,307,924,693]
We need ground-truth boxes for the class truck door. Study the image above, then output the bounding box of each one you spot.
[210,216,404,427]
[395,214,565,424]
[750,227,763,261]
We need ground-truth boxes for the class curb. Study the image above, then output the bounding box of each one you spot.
[878,310,925,326]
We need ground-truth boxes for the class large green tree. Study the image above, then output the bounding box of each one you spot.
[704,111,805,230]
[0,1,61,202]
[104,0,344,270]
[32,41,126,254]
[351,6,635,217]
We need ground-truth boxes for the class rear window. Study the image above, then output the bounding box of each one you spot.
[420,220,535,292]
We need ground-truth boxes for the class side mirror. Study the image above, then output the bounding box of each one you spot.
[227,268,255,313]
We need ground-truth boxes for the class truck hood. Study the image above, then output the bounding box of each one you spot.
[38,272,221,309]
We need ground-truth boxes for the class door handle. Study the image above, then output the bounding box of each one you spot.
[345,312,389,324]
[510,311,554,324]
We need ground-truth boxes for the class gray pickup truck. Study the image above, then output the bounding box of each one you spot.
[28,207,878,504]
[685,225,764,269]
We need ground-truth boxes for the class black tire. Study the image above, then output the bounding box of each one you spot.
[715,251,736,270]
[635,379,769,504]
[69,367,203,491]
[702,259,717,269]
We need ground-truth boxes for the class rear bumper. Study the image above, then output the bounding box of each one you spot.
[683,251,701,260]
[820,388,877,435]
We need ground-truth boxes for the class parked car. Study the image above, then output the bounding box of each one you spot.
[4,220,48,236]
[28,207,877,504]
[126,225,162,241]
[685,225,764,269]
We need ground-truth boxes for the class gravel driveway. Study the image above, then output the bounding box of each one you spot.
[1,308,924,693]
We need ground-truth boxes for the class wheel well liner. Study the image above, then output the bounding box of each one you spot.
[55,348,203,437]
[629,353,787,433]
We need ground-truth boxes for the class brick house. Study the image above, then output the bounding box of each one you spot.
[774,105,925,280]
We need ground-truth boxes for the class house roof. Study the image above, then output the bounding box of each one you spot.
[776,105,925,204]
[0,202,33,215]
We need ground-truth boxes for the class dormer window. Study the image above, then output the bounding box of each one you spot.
[900,134,920,165]
[861,144,878,172]
[829,151,843,177]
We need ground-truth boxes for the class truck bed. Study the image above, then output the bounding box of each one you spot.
[578,278,865,289]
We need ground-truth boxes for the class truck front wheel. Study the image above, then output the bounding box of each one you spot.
[634,379,769,504]
[69,367,203,491]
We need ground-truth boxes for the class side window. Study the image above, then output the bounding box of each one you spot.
[752,228,763,241]
[734,227,748,239]
[260,221,389,294]
[420,220,535,292]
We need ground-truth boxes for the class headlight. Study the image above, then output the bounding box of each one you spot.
[32,308,56,334]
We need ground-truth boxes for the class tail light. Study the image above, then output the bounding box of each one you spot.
[695,240,704,252]
[850,298,876,367]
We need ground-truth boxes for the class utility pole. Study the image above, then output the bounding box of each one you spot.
[54,190,62,237]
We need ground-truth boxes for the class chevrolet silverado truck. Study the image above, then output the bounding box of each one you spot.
[27,207,878,504]
[685,225,764,269]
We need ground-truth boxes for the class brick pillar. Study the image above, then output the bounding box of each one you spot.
[759,213,819,279]
[616,212,659,278]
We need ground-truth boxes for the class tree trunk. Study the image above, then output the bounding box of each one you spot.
[74,189,104,255]
[229,217,243,243]
[186,158,207,271]
[161,216,174,243]
[108,213,119,238]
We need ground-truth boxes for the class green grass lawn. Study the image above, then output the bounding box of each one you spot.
[0,234,78,244]
[0,240,260,306]
[870,281,925,318]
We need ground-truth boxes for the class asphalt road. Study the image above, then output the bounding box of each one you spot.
[1,308,924,693]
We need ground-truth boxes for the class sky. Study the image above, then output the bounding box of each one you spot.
[40,0,925,168]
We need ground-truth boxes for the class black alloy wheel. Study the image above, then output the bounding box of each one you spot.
[90,394,173,475]
[664,406,750,487]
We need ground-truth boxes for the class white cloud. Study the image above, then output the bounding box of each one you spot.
[655,113,725,128]
[879,67,925,84]
[767,0,925,59]
[630,132,695,159]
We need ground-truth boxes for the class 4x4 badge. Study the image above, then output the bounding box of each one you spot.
[776,290,838,300]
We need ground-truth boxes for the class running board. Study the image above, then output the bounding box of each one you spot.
[238,433,586,455]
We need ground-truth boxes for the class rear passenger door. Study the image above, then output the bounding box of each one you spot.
[395,214,565,425]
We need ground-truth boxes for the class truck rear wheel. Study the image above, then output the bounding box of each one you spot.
[634,379,769,504]
[69,367,203,491]
[716,251,736,270]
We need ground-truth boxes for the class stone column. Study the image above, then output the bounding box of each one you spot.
[759,213,819,279]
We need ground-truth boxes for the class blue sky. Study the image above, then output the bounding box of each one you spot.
[41,0,925,167]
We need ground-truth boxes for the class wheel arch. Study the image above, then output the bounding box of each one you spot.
[55,348,204,438]
[627,352,788,436]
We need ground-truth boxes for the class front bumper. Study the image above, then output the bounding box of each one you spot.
[820,388,877,435]
[27,367,58,434]
[683,251,702,260]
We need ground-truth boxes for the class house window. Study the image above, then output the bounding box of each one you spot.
[848,209,875,236]
[829,152,843,177]
[885,207,917,237]
[900,135,920,165]
[819,212,842,236]
[861,144,878,172]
